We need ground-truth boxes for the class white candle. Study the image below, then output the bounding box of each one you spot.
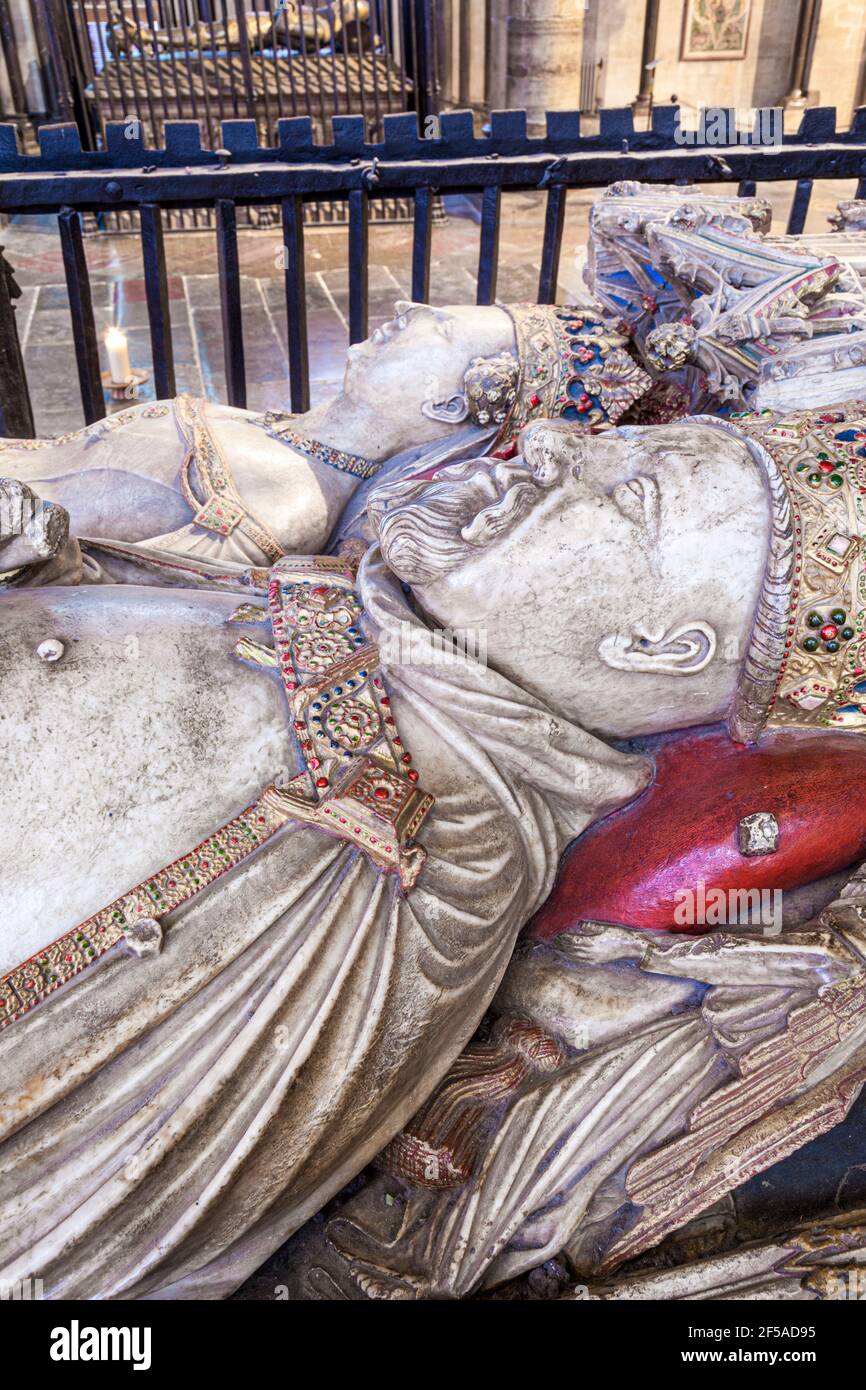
[104,326,131,384]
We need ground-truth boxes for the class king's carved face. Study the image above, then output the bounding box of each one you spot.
[371,419,773,739]
[343,302,515,436]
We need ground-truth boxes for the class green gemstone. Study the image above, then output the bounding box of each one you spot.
[807,612,823,628]
[807,473,823,487]
[842,627,855,640]
[803,637,819,652]
[830,474,845,488]
[831,609,847,624]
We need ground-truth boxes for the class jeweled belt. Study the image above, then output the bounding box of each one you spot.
[0,553,433,1030]
[176,395,286,564]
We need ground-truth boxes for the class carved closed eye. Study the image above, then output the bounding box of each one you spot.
[611,475,660,535]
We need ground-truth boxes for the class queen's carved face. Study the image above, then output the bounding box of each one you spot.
[371,419,773,739]
[342,302,515,434]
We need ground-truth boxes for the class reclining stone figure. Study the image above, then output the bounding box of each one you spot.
[5,392,866,1300]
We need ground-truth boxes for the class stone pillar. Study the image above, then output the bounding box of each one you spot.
[504,0,585,137]
[633,0,661,118]
[782,0,822,109]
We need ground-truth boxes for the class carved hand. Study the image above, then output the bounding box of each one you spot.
[0,478,70,576]
[556,921,646,965]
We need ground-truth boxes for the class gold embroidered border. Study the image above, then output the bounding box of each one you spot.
[0,789,291,1030]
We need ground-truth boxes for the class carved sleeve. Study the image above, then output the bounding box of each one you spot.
[638,927,857,989]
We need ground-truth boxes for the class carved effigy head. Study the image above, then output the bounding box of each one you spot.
[340,301,651,447]
[372,399,866,747]
[370,416,770,741]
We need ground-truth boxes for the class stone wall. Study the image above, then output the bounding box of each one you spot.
[460,0,866,130]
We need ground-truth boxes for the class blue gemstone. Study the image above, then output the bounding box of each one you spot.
[359,671,367,677]
[334,686,343,695]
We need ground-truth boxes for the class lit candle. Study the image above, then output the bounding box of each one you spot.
[104,326,131,384]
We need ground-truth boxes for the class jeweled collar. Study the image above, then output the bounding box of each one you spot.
[257,412,380,480]
[712,402,866,741]
[491,304,652,455]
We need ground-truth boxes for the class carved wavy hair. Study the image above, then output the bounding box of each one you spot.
[368,457,547,585]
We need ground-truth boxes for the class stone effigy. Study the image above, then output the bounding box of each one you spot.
[266,403,866,1298]
[0,301,650,589]
[6,205,866,1302]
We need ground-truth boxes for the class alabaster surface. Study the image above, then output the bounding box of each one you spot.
[5,205,866,1301]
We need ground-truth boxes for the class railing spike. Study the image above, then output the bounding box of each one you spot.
[650,105,679,140]
[220,120,260,154]
[850,106,866,137]
[37,123,82,162]
[798,106,837,141]
[544,110,580,145]
[439,110,476,150]
[104,119,140,161]
[599,107,635,142]
[382,112,423,156]
[0,124,20,169]
[331,115,367,156]
[164,122,203,158]
[276,117,315,155]
[489,109,529,147]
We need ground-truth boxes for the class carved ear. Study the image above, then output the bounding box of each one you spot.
[420,393,471,425]
[598,622,717,676]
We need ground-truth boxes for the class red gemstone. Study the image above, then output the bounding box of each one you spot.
[819,461,835,473]
[821,624,839,640]
[407,769,419,782]
[374,787,389,800]
[308,756,320,769]
[401,753,412,764]
[316,776,328,788]
[529,393,541,408]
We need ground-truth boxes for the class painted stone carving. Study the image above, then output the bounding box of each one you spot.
[586,183,866,416]
[6,262,866,1302]
[0,300,647,583]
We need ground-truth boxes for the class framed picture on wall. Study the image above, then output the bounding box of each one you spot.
[681,0,752,60]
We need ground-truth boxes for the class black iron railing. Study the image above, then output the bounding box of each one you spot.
[1,103,865,435]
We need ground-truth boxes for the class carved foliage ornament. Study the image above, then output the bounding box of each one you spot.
[476,305,652,457]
